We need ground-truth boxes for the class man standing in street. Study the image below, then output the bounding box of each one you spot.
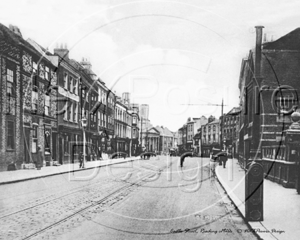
[220,155,228,168]
[79,152,84,168]
[36,145,44,170]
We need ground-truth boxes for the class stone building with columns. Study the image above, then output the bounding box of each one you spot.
[156,126,174,155]
[143,126,160,153]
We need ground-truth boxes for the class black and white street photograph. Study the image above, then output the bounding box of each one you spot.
[0,0,300,239]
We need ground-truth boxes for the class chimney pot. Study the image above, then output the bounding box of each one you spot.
[263,33,267,43]
[54,46,69,60]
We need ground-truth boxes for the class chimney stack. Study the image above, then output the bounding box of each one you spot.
[263,33,267,43]
[9,24,22,37]
[54,43,69,60]
[255,26,264,78]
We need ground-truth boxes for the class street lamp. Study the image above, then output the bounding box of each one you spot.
[81,117,87,166]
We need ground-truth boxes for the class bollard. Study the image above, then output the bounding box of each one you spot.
[245,161,264,221]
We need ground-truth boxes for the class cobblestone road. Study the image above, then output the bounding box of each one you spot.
[0,156,258,240]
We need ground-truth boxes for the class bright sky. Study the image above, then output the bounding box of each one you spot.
[1,0,299,131]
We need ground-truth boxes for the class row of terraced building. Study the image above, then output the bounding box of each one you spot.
[0,23,143,171]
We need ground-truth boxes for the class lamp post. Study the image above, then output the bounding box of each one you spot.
[81,117,87,166]
[140,116,143,149]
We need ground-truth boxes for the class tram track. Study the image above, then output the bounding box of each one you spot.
[0,158,163,219]
[21,161,173,240]
[0,157,176,240]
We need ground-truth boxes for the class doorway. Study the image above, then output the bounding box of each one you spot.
[59,137,63,165]
[52,132,57,161]
[24,128,31,163]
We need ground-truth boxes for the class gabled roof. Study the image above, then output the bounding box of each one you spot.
[147,127,160,135]
[0,23,40,56]
[26,38,53,63]
[163,127,173,136]
[193,132,201,139]
[155,126,173,137]
[205,119,219,125]
[226,107,241,115]
[264,28,300,51]
[0,23,24,45]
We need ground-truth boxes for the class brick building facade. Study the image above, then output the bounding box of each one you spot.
[238,26,300,189]
[221,107,241,155]
[0,24,24,170]
[201,117,220,157]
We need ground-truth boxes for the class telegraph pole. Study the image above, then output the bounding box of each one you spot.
[140,117,143,149]
[220,99,224,149]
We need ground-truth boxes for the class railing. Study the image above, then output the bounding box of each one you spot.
[262,145,286,160]
[261,145,296,188]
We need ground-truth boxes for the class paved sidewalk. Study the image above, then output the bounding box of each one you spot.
[0,156,140,185]
[216,158,300,240]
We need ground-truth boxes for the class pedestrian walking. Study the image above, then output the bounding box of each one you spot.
[36,145,44,170]
[180,157,184,168]
[220,155,228,168]
[210,155,217,176]
[98,147,102,160]
[79,152,84,168]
